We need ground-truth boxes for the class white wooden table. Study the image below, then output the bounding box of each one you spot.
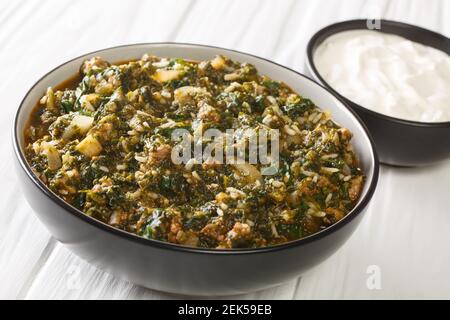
[1,0,449,300]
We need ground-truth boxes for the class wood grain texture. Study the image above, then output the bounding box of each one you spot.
[1,0,449,299]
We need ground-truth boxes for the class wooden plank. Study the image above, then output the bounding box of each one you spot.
[0,0,68,299]
[0,193,53,299]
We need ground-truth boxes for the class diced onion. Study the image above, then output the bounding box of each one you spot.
[152,69,181,82]
[211,55,225,70]
[63,115,94,140]
[233,163,262,183]
[40,141,61,170]
[76,135,102,157]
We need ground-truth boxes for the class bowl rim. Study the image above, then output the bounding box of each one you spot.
[306,18,450,127]
[13,42,379,255]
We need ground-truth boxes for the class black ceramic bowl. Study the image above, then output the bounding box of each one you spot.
[306,19,450,166]
[13,43,379,296]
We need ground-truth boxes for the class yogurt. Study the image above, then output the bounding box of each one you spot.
[313,30,450,122]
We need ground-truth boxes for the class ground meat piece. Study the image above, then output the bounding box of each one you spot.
[349,176,364,202]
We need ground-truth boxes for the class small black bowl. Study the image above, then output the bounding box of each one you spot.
[13,43,379,296]
[306,19,450,166]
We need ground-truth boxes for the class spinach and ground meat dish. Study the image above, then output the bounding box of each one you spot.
[24,54,364,249]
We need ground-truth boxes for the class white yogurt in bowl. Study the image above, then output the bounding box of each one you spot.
[314,30,450,123]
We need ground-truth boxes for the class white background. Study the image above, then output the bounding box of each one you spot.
[1,0,449,299]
